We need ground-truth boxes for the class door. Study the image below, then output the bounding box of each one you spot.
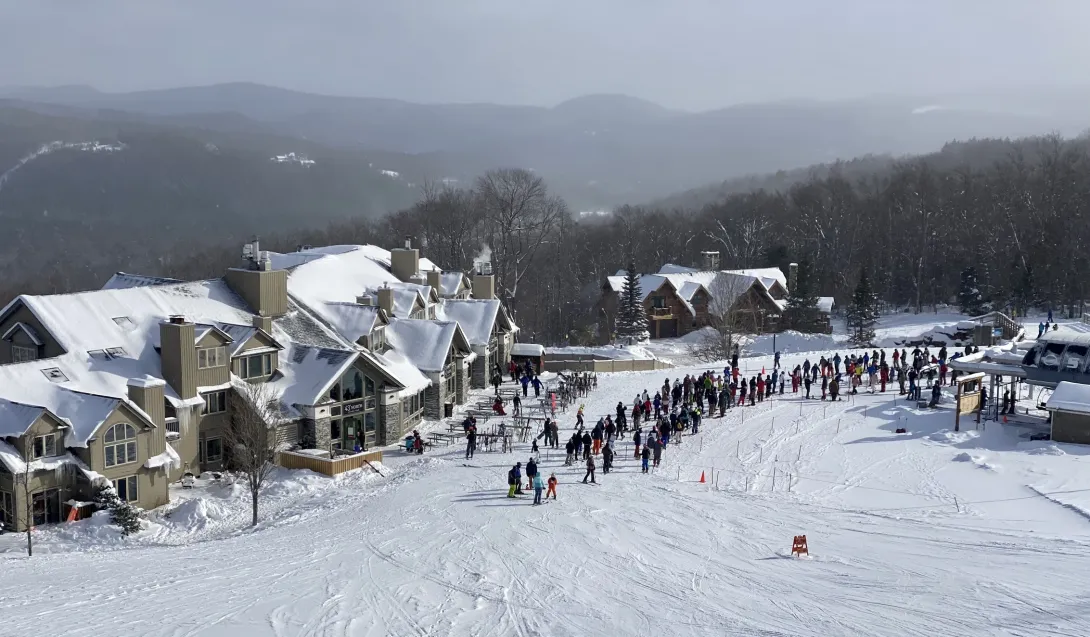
[658,319,678,339]
[32,489,62,526]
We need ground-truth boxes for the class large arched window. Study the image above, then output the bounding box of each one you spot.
[104,423,137,467]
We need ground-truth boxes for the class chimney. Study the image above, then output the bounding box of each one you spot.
[701,251,720,271]
[356,294,374,306]
[390,239,420,283]
[225,251,288,319]
[377,286,395,316]
[252,315,273,334]
[426,270,442,297]
[159,318,197,400]
[127,377,166,428]
[472,261,495,300]
[788,262,798,293]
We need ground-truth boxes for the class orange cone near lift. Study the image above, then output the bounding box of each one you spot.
[699,471,706,483]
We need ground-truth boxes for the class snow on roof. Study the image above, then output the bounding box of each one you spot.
[727,268,787,288]
[366,349,430,396]
[2,321,43,346]
[438,299,501,346]
[818,297,835,314]
[101,272,183,290]
[265,344,358,415]
[367,285,426,319]
[1039,330,1090,347]
[385,318,461,372]
[0,440,90,475]
[1047,381,1090,414]
[0,373,124,447]
[439,272,466,296]
[0,398,46,438]
[511,343,545,357]
[657,263,697,274]
[606,270,759,316]
[145,443,181,471]
[0,280,256,411]
[316,303,383,345]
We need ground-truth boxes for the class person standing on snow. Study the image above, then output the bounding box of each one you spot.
[581,430,592,460]
[633,427,642,458]
[602,443,614,474]
[532,375,543,397]
[583,454,597,484]
[520,373,531,396]
[508,463,522,498]
[564,437,575,466]
[532,473,545,505]
[525,457,538,491]
[546,473,558,499]
[774,350,781,370]
[641,445,651,473]
[466,426,477,460]
[833,353,842,375]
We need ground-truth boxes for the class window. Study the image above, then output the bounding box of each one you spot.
[237,353,272,379]
[342,370,364,401]
[371,327,385,351]
[652,296,666,308]
[330,420,342,450]
[204,438,223,464]
[112,476,138,503]
[0,491,12,530]
[32,433,58,459]
[1039,343,1066,371]
[11,344,37,362]
[1060,345,1088,372]
[202,390,227,415]
[104,423,138,468]
[197,346,226,369]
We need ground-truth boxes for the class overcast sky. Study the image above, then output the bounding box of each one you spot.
[1,0,1087,110]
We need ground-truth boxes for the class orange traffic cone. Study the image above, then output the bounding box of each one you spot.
[1002,415,1009,423]
[699,471,706,483]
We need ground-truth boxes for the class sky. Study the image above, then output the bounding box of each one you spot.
[1,0,1088,110]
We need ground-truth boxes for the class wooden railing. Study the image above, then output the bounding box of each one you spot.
[278,449,384,477]
[649,307,673,318]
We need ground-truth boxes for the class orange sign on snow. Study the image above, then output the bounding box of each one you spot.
[791,535,809,557]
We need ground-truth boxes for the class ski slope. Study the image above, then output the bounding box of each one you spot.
[4,347,1090,635]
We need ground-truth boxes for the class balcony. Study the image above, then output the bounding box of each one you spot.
[649,307,673,319]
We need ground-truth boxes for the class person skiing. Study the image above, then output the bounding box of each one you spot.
[564,437,575,466]
[821,374,829,401]
[591,420,603,455]
[641,444,651,473]
[633,427,642,458]
[829,376,840,401]
[491,371,503,395]
[602,443,614,474]
[532,473,545,505]
[532,375,543,397]
[653,392,662,419]
[583,454,597,484]
[581,430,592,460]
[804,373,812,399]
[577,404,585,428]
[492,397,506,415]
[652,436,663,467]
[512,392,521,416]
[508,462,522,498]
[774,350,781,370]
[546,473,558,499]
[833,353,842,374]
[465,426,477,460]
[520,373,531,396]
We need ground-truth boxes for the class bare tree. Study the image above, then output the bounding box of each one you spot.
[475,169,568,313]
[687,274,755,363]
[20,463,32,557]
[225,382,286,527]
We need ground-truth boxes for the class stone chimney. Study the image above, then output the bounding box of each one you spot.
[472,261,495,300]
[252,315,273,334]
[377,286,395,316]
[356,294,374,306]
[159,316,197,400]
[390,237,420,283]
[788,262,798,293]
[127,377,166,428]
[426,270,442,297]
[701,251,720,271]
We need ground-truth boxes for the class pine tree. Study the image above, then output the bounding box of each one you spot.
[615,263,649,343]
[958,266,986,316]
[112,502,143,537]
[92,483,121,510]
[846,270,879,347]
[782,260,821,332]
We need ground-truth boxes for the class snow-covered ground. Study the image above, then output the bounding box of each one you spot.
[4,314,1090,635]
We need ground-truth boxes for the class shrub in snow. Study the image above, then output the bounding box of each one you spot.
[112,502,143,537]
[92,483,122,511]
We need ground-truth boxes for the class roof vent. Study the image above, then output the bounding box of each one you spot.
[41,367,69,383]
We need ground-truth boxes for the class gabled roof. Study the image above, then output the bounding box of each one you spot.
[0,398,47,438]
[438,299,506,346]
[265,344,360,415]
[438,272,468,297]
[1,321,43,346]
[316,302,387,345]
[385,318,470,372]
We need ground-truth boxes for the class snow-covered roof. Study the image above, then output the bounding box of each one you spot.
[818,297,835,314]
[438,299,502,346]
[1047,382,1090,414]
[385,319,467,372]
[265,344,359,416]
[511,343,545,357]
[315,303,384,345]
[0,398,46,438]
[102,272,183,290]
[0,375,129,447]
[1039,331,1090,347]
[363,349,431,396]
[438,272,467,297]
[605,270,761,316]
[0,439,90,475]
[145,444,181,471]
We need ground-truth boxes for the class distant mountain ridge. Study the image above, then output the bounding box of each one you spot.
[4,82,1089,209]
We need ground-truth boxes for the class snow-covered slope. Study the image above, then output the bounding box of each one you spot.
[3,348,1090,636]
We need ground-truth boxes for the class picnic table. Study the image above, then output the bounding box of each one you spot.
[428,432,464,447]
[478,432,512,453]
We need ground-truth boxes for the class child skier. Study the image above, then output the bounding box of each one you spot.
[546,473,558,499]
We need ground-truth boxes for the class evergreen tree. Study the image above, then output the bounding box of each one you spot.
[112,502,143,537]
[615,263,649,343]
[846,270,879,347]
[958,266,986,316]
[782,260,821,332]
[92,483,121,510]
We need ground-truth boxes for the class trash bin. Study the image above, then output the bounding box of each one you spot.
[444,403,454,418]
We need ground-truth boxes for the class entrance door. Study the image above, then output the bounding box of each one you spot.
[658,319,678,338]
[32,489,61,526]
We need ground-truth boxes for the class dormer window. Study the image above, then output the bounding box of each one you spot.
[237,353,273,380]
[32,433,58,459]
[371,327,386,352]
[11,344,37,363]
[197,346,227,369]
